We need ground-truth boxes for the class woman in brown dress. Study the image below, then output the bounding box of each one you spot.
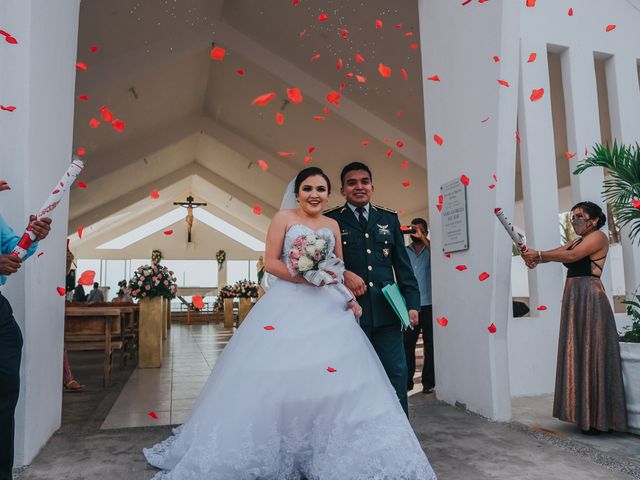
[523,201,627,434]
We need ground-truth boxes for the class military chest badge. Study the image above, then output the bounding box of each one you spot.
[377,224,390,235]
[383,248,390,257]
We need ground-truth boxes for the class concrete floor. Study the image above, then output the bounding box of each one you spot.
[14,324,640,480]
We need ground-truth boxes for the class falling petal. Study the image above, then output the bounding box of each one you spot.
[252,92,276,106]
[479,272,490,282]
[193,296,204,309]
[56,287,66,296]
[99,105,114,122]
[308,146,316,154]
[433,134,443,146]
[264,325,275,330]
[89,118,100,128]
[77,226,84,239]
[77,181,88,189]
[355,53,365,63]
[355,74,367,83]
[150,189,160,199]
[378,63,391,78]
[76,61,87,71]
[287,88,303,103]
[427,74,440,82]
[401,68,408,80]
[77,147,86,157]
[488,323,497,334]
[527,52,537,63]
[163,230,174,236]
[236,69,245,75]
[257,159,269,171]
[568,7,573,16]
[313,115,326,121]
[605,24,616,32]
[327,367,337,373]
[318,13,328,21]
[111,119,126,132]
[436,317,449,327]
[455,265,468,271]
[337,58,343,70]
[78,95,89,101]
[460,175,470,186]
[564,152,576,159]
[530,88,545,102]
[526,0,536,6]
[401,160,409,169]
[375,19,383,29]
[310,53,321,61]
[536,305,548,311]
[497,79,510,87]
[277,151,296,157]
[493,55,501,63]
[253,205,263,215]
[326,91,341,106]
[402,180,411,187]
[340,28,349,39]
[396,140,405,148]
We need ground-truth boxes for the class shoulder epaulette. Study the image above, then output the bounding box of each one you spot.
[372,204,397,214]
[323,205,344,214]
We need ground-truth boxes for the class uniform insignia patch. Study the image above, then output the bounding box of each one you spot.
[377,224,390,235]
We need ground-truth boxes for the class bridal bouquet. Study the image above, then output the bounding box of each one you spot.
[286,233,353,303]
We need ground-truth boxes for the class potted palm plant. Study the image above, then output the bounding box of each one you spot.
[574,142,640,433]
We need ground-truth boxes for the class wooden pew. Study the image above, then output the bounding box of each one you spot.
[64,306,125,387]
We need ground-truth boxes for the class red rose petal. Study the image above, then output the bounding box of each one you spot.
[89,118,100,128]
[277,151,295,157]
[404,31,414,37]
[488,323,497,334]
[326,91,341,106]
[308,146,316,154]
[90,45,98,53]
[340,28,348,39]
[56,287,66,296]
[77,181,88,189]
[99,105,114,122]
[5,36,17,45]
[304,156,312,165]
[299,29,306,39]
[632,199,640,209]
[493,174,498,181]
[318,13,328,21]
[410,43,418,50]
[401,160,409,170]
[264,325,275,330]
[489,184,496,189]
[310,53,321,62]
[526,0,536,6]
[568,7,573,16]
[148,411,158,419]
[354,53,365,63]
[378,63,391,78]
[527,52,537,63]
[530,88,545,102]
[436,204,443,213]
[361,140,370,146]
[286,88,303,104]
[275,112,284,125]
[433,134,444,146]
[150,189,160,199]
[257,159,269,171]
[460,175,470,186]
[78,270,96,286]
[0,105,16,112]
[397,140,405,148]
[77,147,86,157]
[313,115,326,121]
[336,58,343,70]
[76,61,87,71]
[498,79,510,87]
[355,74,367,83]
[402,180,411,187]
[455,265,468,271]
[564,152,576,159]
[327,367,337,373]
[77,226,84,239]
[236,69,245,75]
[536,305,548,311]
[605,24,616,32]
[493,55,501,63]
[253,205,263,215]
[375,19,383,29]
[436,317,449,327]
[401,68,408,80]
[78,94,89,101]
[252,92,276,106]
[210,46,226,61]
[479,272,490,282]
[193,295,204,309]
[395,23,403,29]
[427,74,440,82]
[111,119,126,132]
[438,194,444,204]
[163,230,174,236]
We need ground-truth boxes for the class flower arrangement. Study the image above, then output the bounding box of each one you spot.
[129,263,177,300]
[151,249,163,265]
[216,249,226,271]
[212,280,259,312]
[286,233,330,276]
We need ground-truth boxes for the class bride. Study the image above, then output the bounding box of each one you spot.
[144,167,437,479]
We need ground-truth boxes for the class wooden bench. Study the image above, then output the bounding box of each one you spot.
[64,306,126,387]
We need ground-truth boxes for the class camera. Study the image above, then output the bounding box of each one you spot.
[400,226,417,235]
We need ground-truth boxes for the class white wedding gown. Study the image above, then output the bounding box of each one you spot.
[144,225,437,479]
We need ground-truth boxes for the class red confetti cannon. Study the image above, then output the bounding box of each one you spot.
[11,157,85,258]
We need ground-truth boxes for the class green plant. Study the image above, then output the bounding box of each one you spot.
[574,142,640,244]
[620,290,640,343]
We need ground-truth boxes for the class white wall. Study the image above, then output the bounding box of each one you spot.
[419,0,520,421]
[0,0,80,466]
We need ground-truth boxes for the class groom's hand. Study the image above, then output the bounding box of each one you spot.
[409,309,419,327]
[344,270,367,296]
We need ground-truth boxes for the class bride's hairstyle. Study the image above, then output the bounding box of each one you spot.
[294,167,332,195]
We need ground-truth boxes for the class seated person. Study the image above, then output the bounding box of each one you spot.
[87,282,105,304]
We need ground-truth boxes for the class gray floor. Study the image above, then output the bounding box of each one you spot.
[14,324,640,480]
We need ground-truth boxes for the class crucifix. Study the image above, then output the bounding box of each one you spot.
[173,195,207,243]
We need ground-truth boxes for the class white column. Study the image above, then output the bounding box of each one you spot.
[0,0,80,466]
[517,39,565,312]
[218,261,228,288]
[560,47,614,298]
[605,54,640,297]
[418,0,519,421]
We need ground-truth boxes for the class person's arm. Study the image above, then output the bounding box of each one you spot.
[264,212,308,284]
[391,215,421,326]
[524,233,606,264]
[0,214,50,260]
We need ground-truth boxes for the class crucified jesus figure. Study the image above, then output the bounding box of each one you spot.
[173,195,207,243]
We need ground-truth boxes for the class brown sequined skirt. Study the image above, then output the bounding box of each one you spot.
[554,276,628,432]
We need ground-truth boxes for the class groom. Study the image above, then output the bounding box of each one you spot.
[325,162,420,414]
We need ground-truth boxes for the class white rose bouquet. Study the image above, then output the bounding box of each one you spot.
[287,233,330,277]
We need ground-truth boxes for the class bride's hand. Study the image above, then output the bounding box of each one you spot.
[347,299,362,318]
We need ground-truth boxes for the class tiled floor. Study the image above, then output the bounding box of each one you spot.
[101,323,233,429]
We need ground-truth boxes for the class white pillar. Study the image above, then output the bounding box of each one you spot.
[605,54,640,297]
[517,40,565,312]
[560,47,614,298]
[218,261,228,288]
[418,0,519,421]
[0,0,80,466]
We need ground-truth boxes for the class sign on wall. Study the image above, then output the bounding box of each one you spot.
[441,178,469,253]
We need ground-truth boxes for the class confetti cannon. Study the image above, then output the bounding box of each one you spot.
[494,207,527,253]
[10,156,84,258]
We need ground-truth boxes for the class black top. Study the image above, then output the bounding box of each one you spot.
[563,239,606,278]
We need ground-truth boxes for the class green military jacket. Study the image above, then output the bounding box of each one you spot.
[325,203,421,328]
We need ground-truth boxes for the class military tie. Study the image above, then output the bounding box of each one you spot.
[356,206,368,231]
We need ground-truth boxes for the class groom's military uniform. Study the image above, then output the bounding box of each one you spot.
[325,203,420,414]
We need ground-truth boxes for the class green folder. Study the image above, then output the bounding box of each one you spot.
[382,283,411,329]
